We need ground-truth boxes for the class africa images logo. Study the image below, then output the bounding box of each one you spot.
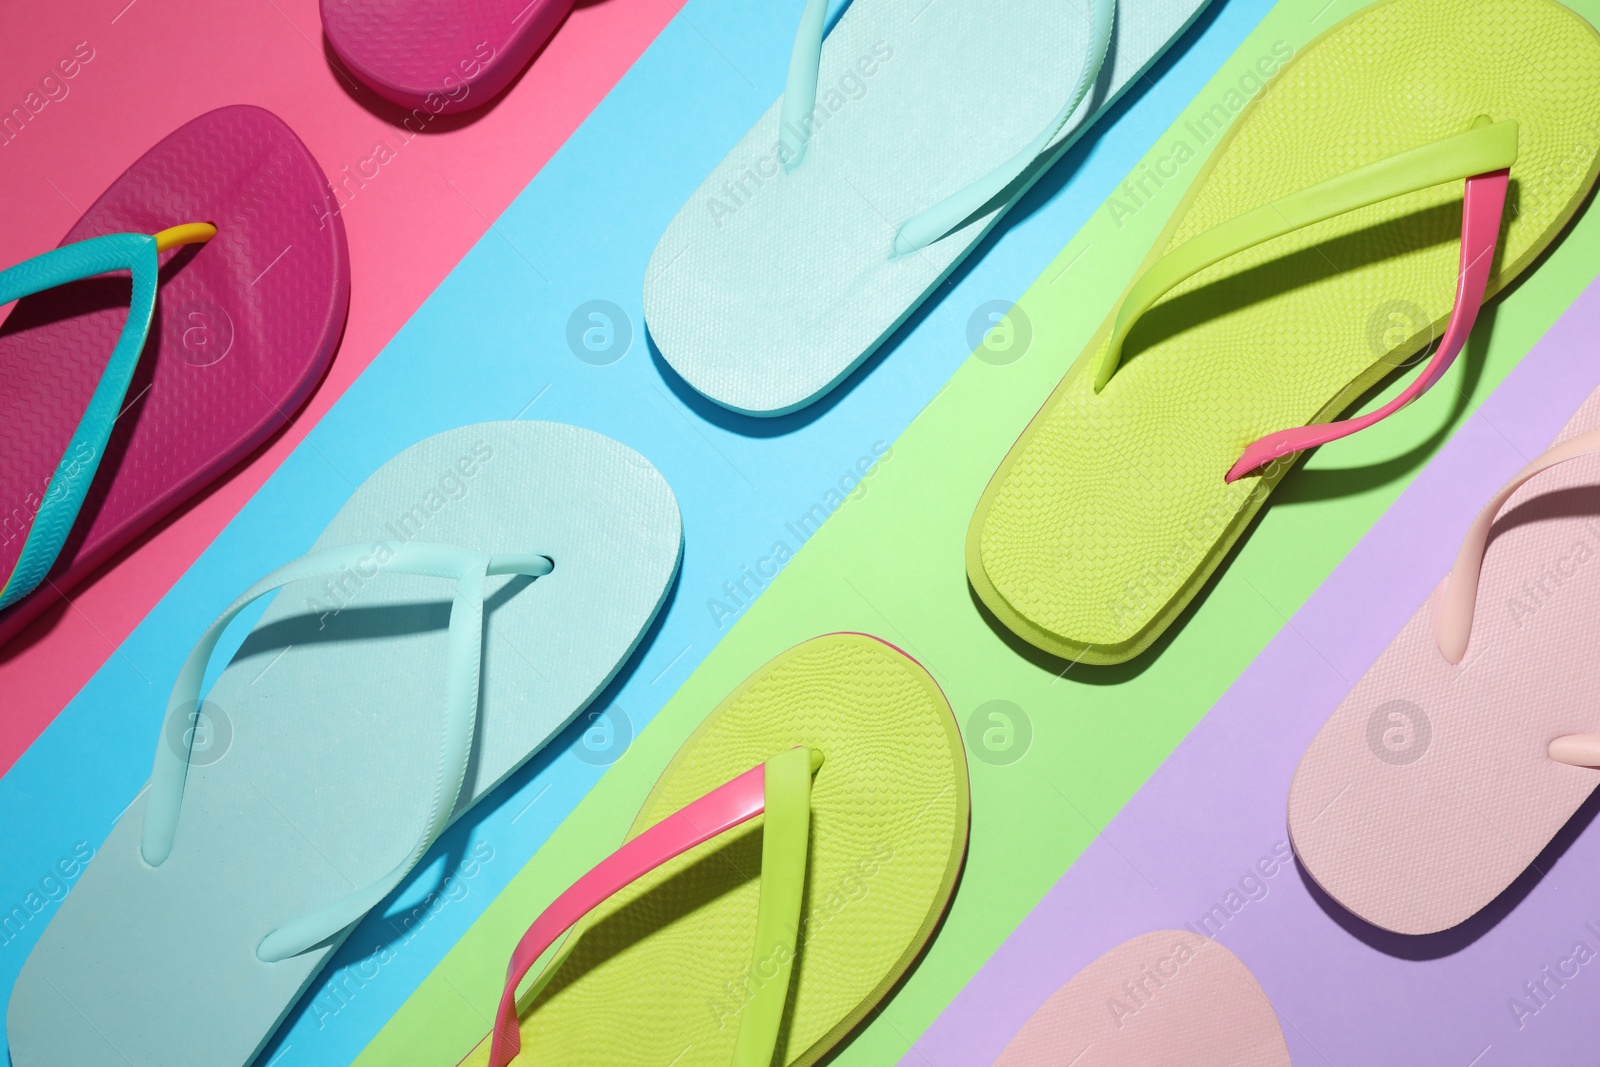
[703,40,896,227]
[1365,699,1431,766]
[300,441,496,627]
[706,442,892,628]
[1103,41,1296,229]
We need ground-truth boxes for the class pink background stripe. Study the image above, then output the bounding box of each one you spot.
[0,0,683,773]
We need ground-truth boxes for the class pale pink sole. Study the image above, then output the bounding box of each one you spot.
[993,930,1290,1066]
[1290,388,1600,935]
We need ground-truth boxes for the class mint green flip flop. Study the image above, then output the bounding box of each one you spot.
[644,0,1215,416]
[7,422,682,1067]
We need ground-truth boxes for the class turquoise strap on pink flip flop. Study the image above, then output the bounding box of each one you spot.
[140,541,552,962]
[0,234,159,613]
[778,0,1116,257]
[1,234,158,611]
[487,746,823,1067]
[0,225,215,612]
[1088,118,1518,482]
[1434,425,1600,664]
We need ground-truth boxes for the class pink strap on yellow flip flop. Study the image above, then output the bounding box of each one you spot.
[1088,118,1518,484]
[1226,168,1509,481]
[486,747,821,1067]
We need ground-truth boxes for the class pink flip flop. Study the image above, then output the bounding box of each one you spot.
[0,105,349,647]
[994,931,1290,1066]
[1291,385,1600,935]
[321,0,574,113]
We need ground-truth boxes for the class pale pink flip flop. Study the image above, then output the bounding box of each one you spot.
[0,105,349,647]
[994,931,1290,1066]
[321,0,575,113]
[1291,387,1600,935]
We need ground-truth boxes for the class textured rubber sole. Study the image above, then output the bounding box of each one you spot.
[994,931,1289,1066]
[968,0,1600,665]
[1290,384,1600,935]
[455,633,970,1066]
[321,0,575,113]
[7,422,682,1067]
[0,105,350,648]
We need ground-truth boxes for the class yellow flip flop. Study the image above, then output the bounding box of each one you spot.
[453,633,969,1066]
[968,0,1600,665]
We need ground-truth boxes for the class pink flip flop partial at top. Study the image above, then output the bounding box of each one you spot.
[0,105,349,647]
[994,930,1290,1066]
[1291,383,1600,935]
[321,0,576,113]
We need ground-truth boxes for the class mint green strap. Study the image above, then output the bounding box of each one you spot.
[731,745,819,1066]
[1091,118,1520,392]
[892,0,1115,256]
[139,541,552,962]
[0,233,160,611]
[778,0,830,170]
[777,0,1116,256]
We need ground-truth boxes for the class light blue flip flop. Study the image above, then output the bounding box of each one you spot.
[644,0,1215,416]
[6,422,682,1067]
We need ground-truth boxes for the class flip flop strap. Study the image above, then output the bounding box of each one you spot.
[778,0,1116,256]
[1549,735,1600,768]
[138,541,552,962]
[778,0,830,169]
[1226,169,1507,482]
[1088,119,1518,477]
[487,746,821,1067]
[1435,426,1600,664]
[0,233,161,612]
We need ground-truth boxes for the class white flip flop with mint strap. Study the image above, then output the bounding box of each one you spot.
[7,422,682,1067]
[644,0,1215,416]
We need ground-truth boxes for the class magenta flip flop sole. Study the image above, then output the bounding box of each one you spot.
[321,0,575,113]
[0,104,350,646]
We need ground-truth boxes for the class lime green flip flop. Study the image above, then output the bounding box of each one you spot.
[967,0,1600,665]
[451,632,968,1067]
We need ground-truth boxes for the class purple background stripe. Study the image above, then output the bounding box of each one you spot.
[907,279,1600,1066]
